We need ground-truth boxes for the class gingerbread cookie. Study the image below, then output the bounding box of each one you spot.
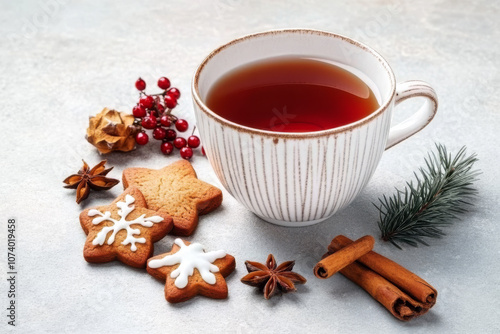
[122,160,223,236]
[80,187,173,268]
[147,238,235,303]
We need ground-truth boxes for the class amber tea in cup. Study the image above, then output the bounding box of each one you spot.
[205,56,380,132]
[193,30,438,226]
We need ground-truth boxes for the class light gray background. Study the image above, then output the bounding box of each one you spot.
[1,0,499,333]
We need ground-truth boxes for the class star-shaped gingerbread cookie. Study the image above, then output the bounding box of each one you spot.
[147,238,235,303]
[122,160,223,236]
[80,187,173,268]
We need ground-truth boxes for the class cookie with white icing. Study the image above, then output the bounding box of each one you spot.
[80,187,173,268]
[147,238,235,303]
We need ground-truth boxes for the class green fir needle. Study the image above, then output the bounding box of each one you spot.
[375,143,480,249]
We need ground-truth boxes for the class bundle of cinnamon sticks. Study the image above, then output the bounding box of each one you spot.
[314,235,437,321]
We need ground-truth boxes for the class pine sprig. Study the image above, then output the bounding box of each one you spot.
[376,144,479,249]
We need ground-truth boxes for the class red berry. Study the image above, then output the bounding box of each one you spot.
[141,115,157,129]
[173,137,187,149]
[161,141,174,155]
[167,87,181,99]
[132,105,147,118]
[180,147,193,160]
[135,78,146,91]
[165,129,177,141]
[175,119,189,132]
[158,77,171,90]
[153,127,167,140]
[135,132,149,145]
[160,115,172,127]
[156,103,165,114]
[187,135,200,148]
[139,95,155,109]
[201,146,206,156]
[164,94,177,109]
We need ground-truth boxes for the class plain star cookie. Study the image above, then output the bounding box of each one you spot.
[147,239,235,303]
[122,160,223,236]
[80,187,173,268]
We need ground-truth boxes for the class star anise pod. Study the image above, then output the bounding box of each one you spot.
[63,160,119,204]
[241,254,306,299]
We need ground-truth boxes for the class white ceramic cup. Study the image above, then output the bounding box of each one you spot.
[192,29,438,227]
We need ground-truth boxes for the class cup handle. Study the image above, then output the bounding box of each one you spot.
[385,80,438,149]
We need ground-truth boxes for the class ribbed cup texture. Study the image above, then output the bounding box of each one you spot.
[195,108,391,225]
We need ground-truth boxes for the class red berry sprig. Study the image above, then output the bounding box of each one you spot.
[176,126,201,160]
[131,76,202,160]
[135,78,146,91]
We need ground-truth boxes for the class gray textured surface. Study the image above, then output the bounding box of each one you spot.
[1,0,499,333]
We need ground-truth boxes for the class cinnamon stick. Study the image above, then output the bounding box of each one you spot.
[329,235,437,307]
[314,235,374,279]
[332,260,428,321]
[324,235,437,321]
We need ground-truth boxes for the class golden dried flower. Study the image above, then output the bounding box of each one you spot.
[86,108,138,154]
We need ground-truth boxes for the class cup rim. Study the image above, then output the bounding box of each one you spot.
[192,29,396,138]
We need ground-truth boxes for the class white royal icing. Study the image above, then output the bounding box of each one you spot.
[88,194,164,251]
[148,239,226,289]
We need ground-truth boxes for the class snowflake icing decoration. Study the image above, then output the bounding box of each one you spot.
[148,239,226,289]
[88,194,164,251]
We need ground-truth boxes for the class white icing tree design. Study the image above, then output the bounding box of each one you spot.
[148,239,226,289]
[88,194,164,251]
